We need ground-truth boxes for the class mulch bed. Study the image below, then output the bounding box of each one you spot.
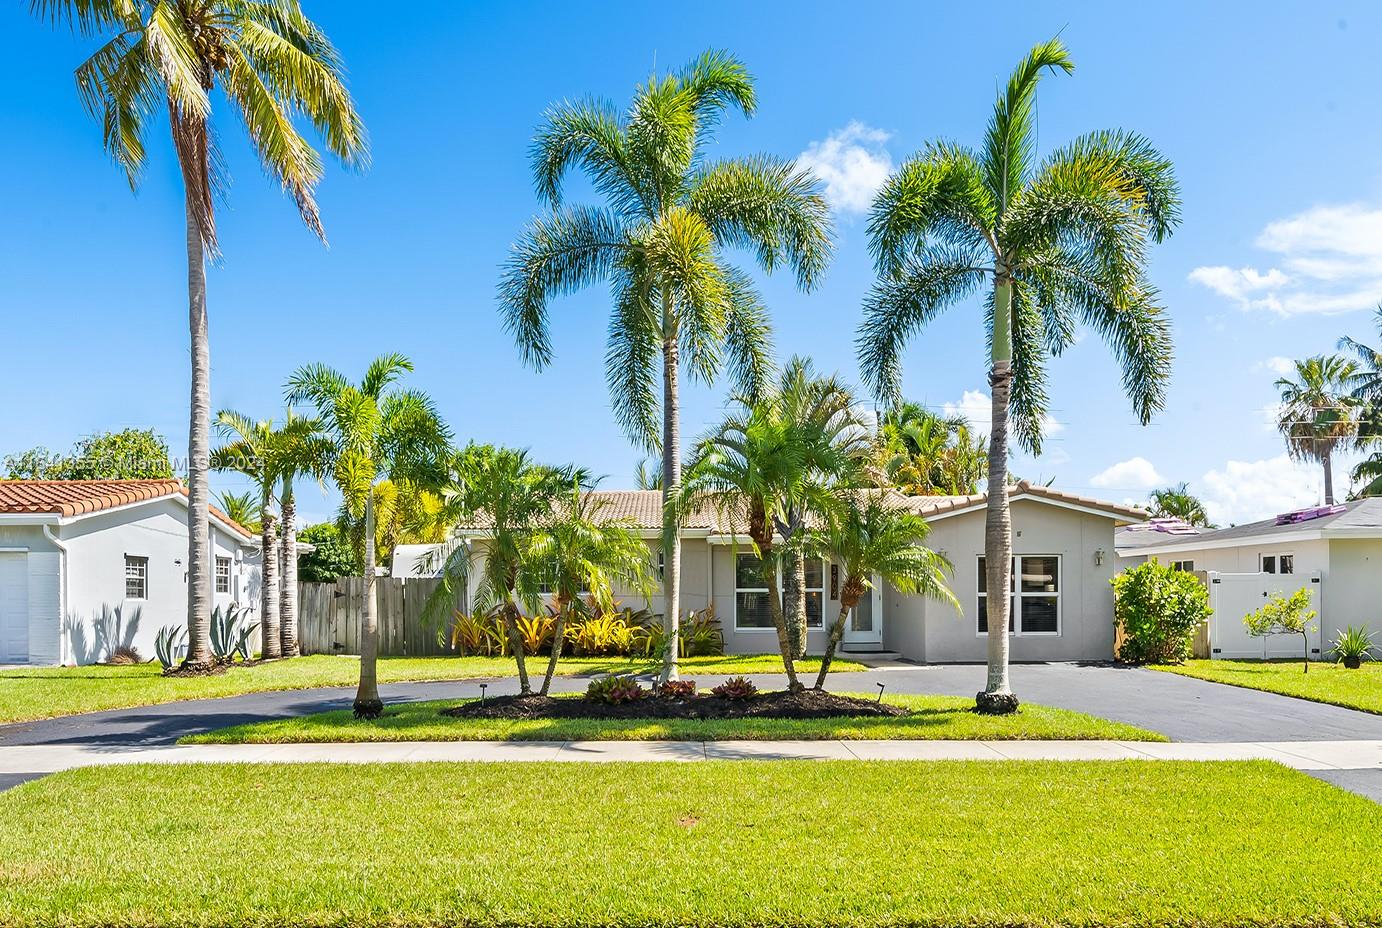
[442,689,910,721]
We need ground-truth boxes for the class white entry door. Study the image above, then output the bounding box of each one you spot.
[0,552,29,663]
[843,576,883,646]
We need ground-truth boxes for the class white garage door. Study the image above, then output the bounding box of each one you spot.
[0,552,29,663]
[1210,571,1321,660]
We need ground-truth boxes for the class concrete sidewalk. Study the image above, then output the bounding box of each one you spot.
[3,739,1379,778]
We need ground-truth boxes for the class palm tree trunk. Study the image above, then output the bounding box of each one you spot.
[541,598,568,696]
[978,275,1018,714]
[353,486,383,718]
[785,548,807,659]
[814,592,856,689]
[260,505,281,660]
[659,334,683,684]
[1323,449,1335,505]
[761,552,801,690]
[280,483,300,657]
[505,600,532,694]
[183,194,214,667]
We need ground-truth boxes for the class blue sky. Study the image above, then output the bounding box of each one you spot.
[3,1,1381,526]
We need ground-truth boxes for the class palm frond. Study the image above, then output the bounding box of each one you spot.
[675,48,756,133]
[530,97,646,214]
[720,268,775,408]
[75,30,158,188]
[981,37,1072,211]
[604,269,661,451]
[867,142,996,275]
[1043,129,1180,243]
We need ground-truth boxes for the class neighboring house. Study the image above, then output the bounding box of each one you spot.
[1117,499,1382,659]
[449,481,1144,663]
[0,480,260,665]
[391,543,443,579]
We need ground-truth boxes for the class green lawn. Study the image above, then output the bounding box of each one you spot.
[1153,659,1382,714]
[185,693,1163,743]
[0,761,1376,927]
[0,654,864,725]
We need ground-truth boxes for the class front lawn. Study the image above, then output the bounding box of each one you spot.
[183,693,1164,743]
[0,761,1376,927]
[0,654,864,725]
[1153,659,1382,714]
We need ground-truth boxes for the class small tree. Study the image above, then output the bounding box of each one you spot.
[1243,588,1318,673]
[1111,560,1211,664]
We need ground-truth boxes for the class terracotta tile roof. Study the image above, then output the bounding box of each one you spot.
[0,479,254,540]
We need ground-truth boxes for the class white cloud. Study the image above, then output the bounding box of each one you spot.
[1189,203,1382,316]
[796,122,894,216]
[1252,356,1296,377]
[1199,454,1322,526]
[1089,457,1165,490]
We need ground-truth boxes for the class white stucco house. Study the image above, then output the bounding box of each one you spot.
[0,480,261,665]
[436,481,1145,663]
[1117,499,1382,659]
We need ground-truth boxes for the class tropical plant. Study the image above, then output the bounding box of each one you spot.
[518,484,652,694]
[1243,588,1318,673]
[1328,625,1376,668]
[1339,309,1382,497]
[657,679,697,699]
[274,412,331,658]
[287,354,451,717]
[811,493,956,689]
[643,607,725,658]
[875,403,987,495]
[512,613,556,656]
[634,459,664,491]
[38,1,367,667]
[499,50,833,685]
[214,491,261,534]
[585,674,646,704]
[4,428,174,480]
[209,603,258,662]
[1275,356,1359,505]
[565,612,643,657]
[857,38,1179,712]
[154,624,187,672]
[1111,559,1212,665]
[710,676,757,699]
[448,609,508,657]
[1145,483,1214,527]
[296,522,359,582]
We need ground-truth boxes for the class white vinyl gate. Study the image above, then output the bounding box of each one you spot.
[0,551,29,663]
[1207,570,1322,660]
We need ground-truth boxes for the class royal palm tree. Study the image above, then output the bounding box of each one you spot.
[274,412,332,658]
[210,412,284,659]
[876,403,987,495]
[38,1,367,666]
[287,355,450,717]
[499,50,833,683]
[857,38,1178,712]
[1275,356,1359,506]
[812,493,956,689]
[1146,483,1214,527]
[519,482,650,695]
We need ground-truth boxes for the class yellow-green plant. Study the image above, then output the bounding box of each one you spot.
[1243,588,1318,673]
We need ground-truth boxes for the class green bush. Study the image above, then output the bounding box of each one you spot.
[1111,560,1211,664]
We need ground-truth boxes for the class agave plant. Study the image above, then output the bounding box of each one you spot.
[155,625,188,672]
[209,604,259,662]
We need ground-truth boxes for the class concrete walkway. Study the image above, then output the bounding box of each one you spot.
[3,738,1380,778]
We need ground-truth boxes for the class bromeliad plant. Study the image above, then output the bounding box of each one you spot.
[857,38,1179,712]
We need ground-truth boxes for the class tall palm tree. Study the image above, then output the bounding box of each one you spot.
[812,493,956,689]
[274,412,332,658]
[499,50,833,684]
[518,482,651,695]
[287,355,450,717]
[876,403,987,495]
[1275,355,1359,506]
[1339,308,1382,496]
[857,38,1178,713]
[425,446,577,694]
[1146,483,1214,527]
[210,412,284,659]
[38,1,367,666]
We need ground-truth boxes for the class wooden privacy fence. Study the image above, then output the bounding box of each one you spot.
[297,578,465,657]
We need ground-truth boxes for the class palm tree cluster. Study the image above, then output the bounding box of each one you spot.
[1145,483,1214,528]
[875,402,988,496]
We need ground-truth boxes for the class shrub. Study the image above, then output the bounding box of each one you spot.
[1111,560,1211,665]
[448,610,506,656]
[710,676,757,700]
[1329,625,1376,668]
[566,611,641,656]
[1244,588,1317,673]
[513,613,555,655]
[107,645,142,665]
[642,607,726,658]
[585,674,646,704]
[657,679,696,699]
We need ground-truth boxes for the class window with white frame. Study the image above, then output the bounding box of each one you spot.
[125,555,148,600]
[735,553,773,629]
[977,555,1060,636]
[215,557,232,594]
[656,549,665,581]
[804,556,824,628]
[1171,560,1194,572]
[1261,553,1294,575]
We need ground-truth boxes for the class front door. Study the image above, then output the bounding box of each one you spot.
[0,552,29,663]
[842,576,882,647]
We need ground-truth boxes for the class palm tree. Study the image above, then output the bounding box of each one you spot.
[1275,356,1359,505]
[274,412,332,658]
[427,446,577,694]
[499,50,833,684]
[519,482,650,695]
[857,38,1178,713]
[634,459,664,491]
[1146,483,1214,527]
[38,1,368,667]
[210,412,284,659]
[812,493,956,689]
[1339,308,1382,496]
[876,403,987,495]
[213,490,260,534]
[287,355,450,718]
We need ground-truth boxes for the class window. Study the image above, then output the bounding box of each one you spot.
[735,553,773,629]
[1170,560,1194,572]
[215,557,232,594]
[804,557,824,628]
[977,555,1060,636]
[656,550,665,581]
[125,555,148,599]
[1261,554,1295,575]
